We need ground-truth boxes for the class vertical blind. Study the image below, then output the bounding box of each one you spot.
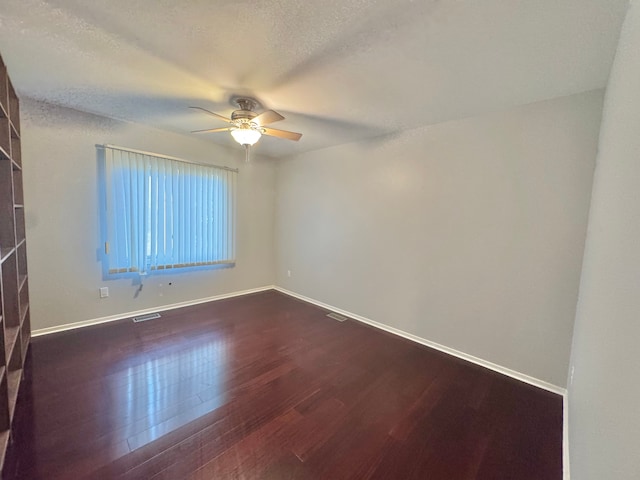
[104,145,237,274]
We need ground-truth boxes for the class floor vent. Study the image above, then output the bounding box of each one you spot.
[326,312,347,322]
[132,313,161,323]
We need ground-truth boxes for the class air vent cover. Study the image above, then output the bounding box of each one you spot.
[132,313,161,323]
[326,312,347,322]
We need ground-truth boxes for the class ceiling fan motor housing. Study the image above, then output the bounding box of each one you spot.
[231,97,259,123]
[231,109,258,122]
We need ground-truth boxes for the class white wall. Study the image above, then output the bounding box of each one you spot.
[21,98,276,331]
[275,91,603,388]
[569,1,640,478]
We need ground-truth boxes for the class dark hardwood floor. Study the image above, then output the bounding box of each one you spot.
[3,290,562,479]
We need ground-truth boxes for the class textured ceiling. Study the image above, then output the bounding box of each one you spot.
[0,0,629,157]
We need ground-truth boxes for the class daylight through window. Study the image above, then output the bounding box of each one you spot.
[103,145,237,274]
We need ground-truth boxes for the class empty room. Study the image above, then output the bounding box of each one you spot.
[0,0,638,479]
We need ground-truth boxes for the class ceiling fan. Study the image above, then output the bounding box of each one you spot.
[190,97,302,161]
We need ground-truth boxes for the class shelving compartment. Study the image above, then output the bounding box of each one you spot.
[4,327,19,374]
[0,372,9,432]
[20,310,30,363]
[5,366,21,419]
[0,60,8,162]
[0,376,9,468]
[0,160,14,258]
[7,80,18,138]
[12,168,22,207]
[0,57,7,118]
[17,242,27,291]
[18,279,28,328]
[0,280,5,368]
[2,254,18,334]
[10,133,20,169]
[14,206,24,246]
[0,118,8,162]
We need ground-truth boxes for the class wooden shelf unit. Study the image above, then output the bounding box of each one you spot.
[0,52,30,472]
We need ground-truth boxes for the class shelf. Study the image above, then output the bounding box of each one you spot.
[7,81,19,136]
[18,275,27,291]
[0,50,28,473]
[0,247,14,264]
[20,329,29,351]
[9,122,18,140]
[0,117,9,161]
[21,343,29,367]
[19,304,28,326]
[13,169,23,206]
[10,136,20,168]
[3,327,19,363]
[6,369,21,419]
[0,57,6,116]
[0,430,9,472]
[14,207,24,246]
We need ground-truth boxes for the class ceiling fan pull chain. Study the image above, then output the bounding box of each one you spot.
[245,144,250,163]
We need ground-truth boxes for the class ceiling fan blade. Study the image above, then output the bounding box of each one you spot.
[189,106,231,123]
[191,127,230,134]
[262,127,302,141]
[253,110,285,126]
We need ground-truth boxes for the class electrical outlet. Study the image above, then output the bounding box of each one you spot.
[99,287,109,298]
[287,270,291,278]
[570,366,575,385]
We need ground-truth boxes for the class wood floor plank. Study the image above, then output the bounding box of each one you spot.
[3,290,563,479]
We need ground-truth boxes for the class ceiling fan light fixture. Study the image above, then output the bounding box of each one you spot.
[230,127,261,146]
[190,99,302,151]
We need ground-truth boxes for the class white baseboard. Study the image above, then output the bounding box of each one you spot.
[31,285,275,337]
[273,286,567,396]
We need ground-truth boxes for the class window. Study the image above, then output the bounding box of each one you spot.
[103,145,237,275]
